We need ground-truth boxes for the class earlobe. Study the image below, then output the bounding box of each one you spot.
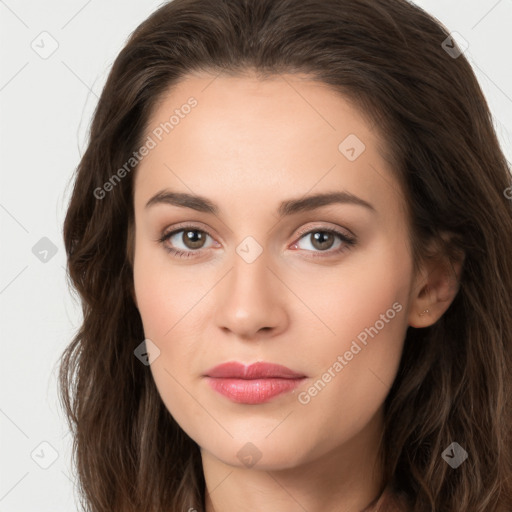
[408,250,464,328]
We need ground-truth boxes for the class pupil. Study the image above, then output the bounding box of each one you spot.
[185,230,204,248]
[313,231,333,250]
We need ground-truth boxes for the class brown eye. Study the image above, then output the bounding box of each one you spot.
[180,229,207,249]
[159,227,215,257]
[294,228,355,254]
[309,231,336,251]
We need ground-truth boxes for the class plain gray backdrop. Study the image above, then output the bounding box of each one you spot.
[1,0,511,510]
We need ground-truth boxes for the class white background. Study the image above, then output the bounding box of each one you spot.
[1,0,511,510]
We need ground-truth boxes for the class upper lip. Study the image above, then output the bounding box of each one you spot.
[204,361,306,379]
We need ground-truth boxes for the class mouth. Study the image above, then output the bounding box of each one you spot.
[203,361,307,404]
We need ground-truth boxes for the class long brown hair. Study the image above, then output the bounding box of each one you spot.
[59,0,512,510]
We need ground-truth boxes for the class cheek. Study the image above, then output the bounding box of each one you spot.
[294,244,411,430]
[133,242,207,339]
[133,251,205,434]
[296,238,411,346]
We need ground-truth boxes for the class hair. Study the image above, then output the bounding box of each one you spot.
[59,0,512,510]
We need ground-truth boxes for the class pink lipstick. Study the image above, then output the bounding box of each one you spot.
[203,361,306,404]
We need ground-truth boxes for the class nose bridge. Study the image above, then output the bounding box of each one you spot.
[213,235,287,336]
[229,238,276,303]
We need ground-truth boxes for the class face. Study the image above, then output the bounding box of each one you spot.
[132,71,417,470]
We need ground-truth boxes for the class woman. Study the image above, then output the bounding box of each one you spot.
[59,0,512,510]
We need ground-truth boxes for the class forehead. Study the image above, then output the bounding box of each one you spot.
[144,71,382,157]
[134,72,405,223]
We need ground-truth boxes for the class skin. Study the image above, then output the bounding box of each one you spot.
[132,71,462,512]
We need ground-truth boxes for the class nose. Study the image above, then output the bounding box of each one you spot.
[213,250,289,340]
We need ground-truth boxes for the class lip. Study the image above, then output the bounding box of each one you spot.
[204,361,306,379]
[203,361,307,404]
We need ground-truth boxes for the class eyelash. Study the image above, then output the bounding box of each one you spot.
[157,224,357,260]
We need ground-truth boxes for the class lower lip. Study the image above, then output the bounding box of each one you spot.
[204,377,305,404]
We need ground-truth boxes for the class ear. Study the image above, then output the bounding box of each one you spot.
[407,236,465,328]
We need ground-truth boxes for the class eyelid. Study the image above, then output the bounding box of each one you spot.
[293,222,355,241]
[158,220,217,240]
[160,221,355,241]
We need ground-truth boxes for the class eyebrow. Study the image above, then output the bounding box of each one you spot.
[145,189,376,217]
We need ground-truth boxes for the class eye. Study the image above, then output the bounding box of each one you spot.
[157,225,217,259]
[157,224,357,259]
[291,226,357,258]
